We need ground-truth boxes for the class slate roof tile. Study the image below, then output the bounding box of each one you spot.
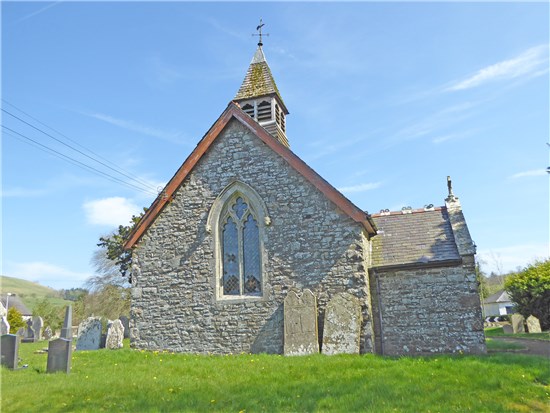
[371,208,460,268]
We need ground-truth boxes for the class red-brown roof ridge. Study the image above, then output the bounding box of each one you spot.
[124,102,376,249]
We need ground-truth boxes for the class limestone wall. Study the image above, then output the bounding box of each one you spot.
[370,260,486,355]
[130,120,375,354]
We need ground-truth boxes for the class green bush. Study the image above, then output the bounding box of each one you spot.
[505,259,550,330]
[7,307,26,334]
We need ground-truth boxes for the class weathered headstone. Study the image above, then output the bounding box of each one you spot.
[322,292,362,355]
[0,302,6,318]
[47,338,72,374]
[502,324,513,334]
[76,317,102,350]
[526,315,542,333]
[16,327,25,337]
[1,334,20,369]
[105,319,124,349]
[284,289,319,356]
[511,314,525,334]
[0,317,10,335]
[32,316,44,342]
[43,326,53,341]
[119,316,130,339]
[60,306,73,340]
[22,319,35,343]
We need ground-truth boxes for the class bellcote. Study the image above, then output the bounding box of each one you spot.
[234,45,289,147]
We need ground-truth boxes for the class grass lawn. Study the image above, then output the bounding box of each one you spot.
[2,340,549,413]
[485,327,550,341]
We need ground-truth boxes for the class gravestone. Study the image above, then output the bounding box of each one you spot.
[502,324,513,334]
[526,315,542,333]
[284,289,319,356]
[60,306,73,340]
[1,334,19,369]
[511,314,525,334]
[32,316,44,342]
[76,317,102,350]
[105,319,124,349]
[16,327,25,337]
[0,317,9,335]
[119,316,130,339]
[47,338,72,374]
[43,326,53,341]
[22,319,35,343]
[322,292,362,355]
[0,302,6,318]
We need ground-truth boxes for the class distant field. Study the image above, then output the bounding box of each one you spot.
[0,275,73,312]
[2,340,549,413]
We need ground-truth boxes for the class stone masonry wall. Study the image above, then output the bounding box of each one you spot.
[130,119,375,354]
[370,260,486,355]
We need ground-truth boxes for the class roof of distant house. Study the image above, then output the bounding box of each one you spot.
[483,290,511,304]
[0,294,32,316]
[370,207,461,269]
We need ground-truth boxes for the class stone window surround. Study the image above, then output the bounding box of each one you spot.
[207,181,271,303]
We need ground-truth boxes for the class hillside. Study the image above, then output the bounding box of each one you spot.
[0,275,72,312]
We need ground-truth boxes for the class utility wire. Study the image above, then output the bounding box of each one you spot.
[1,105,159,193]
[3,126,158,196]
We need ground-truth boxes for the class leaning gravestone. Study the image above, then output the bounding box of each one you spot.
[43,326,53,341]
[32,316,44,342]
[322,292,362,355]
[511,314,525,334]
[60,305,73,340]
[119,316,130,339]
[105,319,124,349]
[0,317,10,335]
[526,315,542,333]
[284,289,319,356]
[1,334,20,369]
[47,338,72,374]
[76,317,102,351]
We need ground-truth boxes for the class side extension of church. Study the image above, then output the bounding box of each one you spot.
[124,43,486,356]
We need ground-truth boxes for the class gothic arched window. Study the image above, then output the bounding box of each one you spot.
[207,182,269,300]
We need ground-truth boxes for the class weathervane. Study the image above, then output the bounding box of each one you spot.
[252,18,269,47]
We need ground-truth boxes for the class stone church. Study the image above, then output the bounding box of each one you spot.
[124,41,486,356]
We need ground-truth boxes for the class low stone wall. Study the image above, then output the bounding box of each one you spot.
[370,262,486,355]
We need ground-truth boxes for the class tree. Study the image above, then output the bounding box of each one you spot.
[7,307,26,334]
[475,261,489,301]
[33,298,64,333]
[505,259,550,330]
[97,209,146,283]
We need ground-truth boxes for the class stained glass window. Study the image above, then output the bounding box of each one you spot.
[221,196,262,296]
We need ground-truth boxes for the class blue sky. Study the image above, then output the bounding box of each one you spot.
[2,1,548,289]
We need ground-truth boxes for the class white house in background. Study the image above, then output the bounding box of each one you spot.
[483,290,514,316]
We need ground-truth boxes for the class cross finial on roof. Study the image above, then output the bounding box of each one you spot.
[252,18,269,47]
[445,176,458,202]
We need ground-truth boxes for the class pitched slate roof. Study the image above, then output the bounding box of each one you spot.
[234,46,288,113]
[124,102,376,249]
[370,207,461,269]
[483,290,511,304]
[0,295,32,316]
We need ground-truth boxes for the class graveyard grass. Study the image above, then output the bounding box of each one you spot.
[485,326,550,341]
[3,340,549,412]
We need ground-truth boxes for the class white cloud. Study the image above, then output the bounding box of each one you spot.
[510,169,547,179]
[337,182,382,193]
[83,197,141,227]
[3,261,91,290]
[477,244,549,275]
[447,44,549,91]
[85,112,187,145]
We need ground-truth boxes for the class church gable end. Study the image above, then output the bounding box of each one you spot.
[130,118,375,354]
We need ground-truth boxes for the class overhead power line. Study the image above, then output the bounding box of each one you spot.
[3,126,158,196]
[1,101,159,193]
